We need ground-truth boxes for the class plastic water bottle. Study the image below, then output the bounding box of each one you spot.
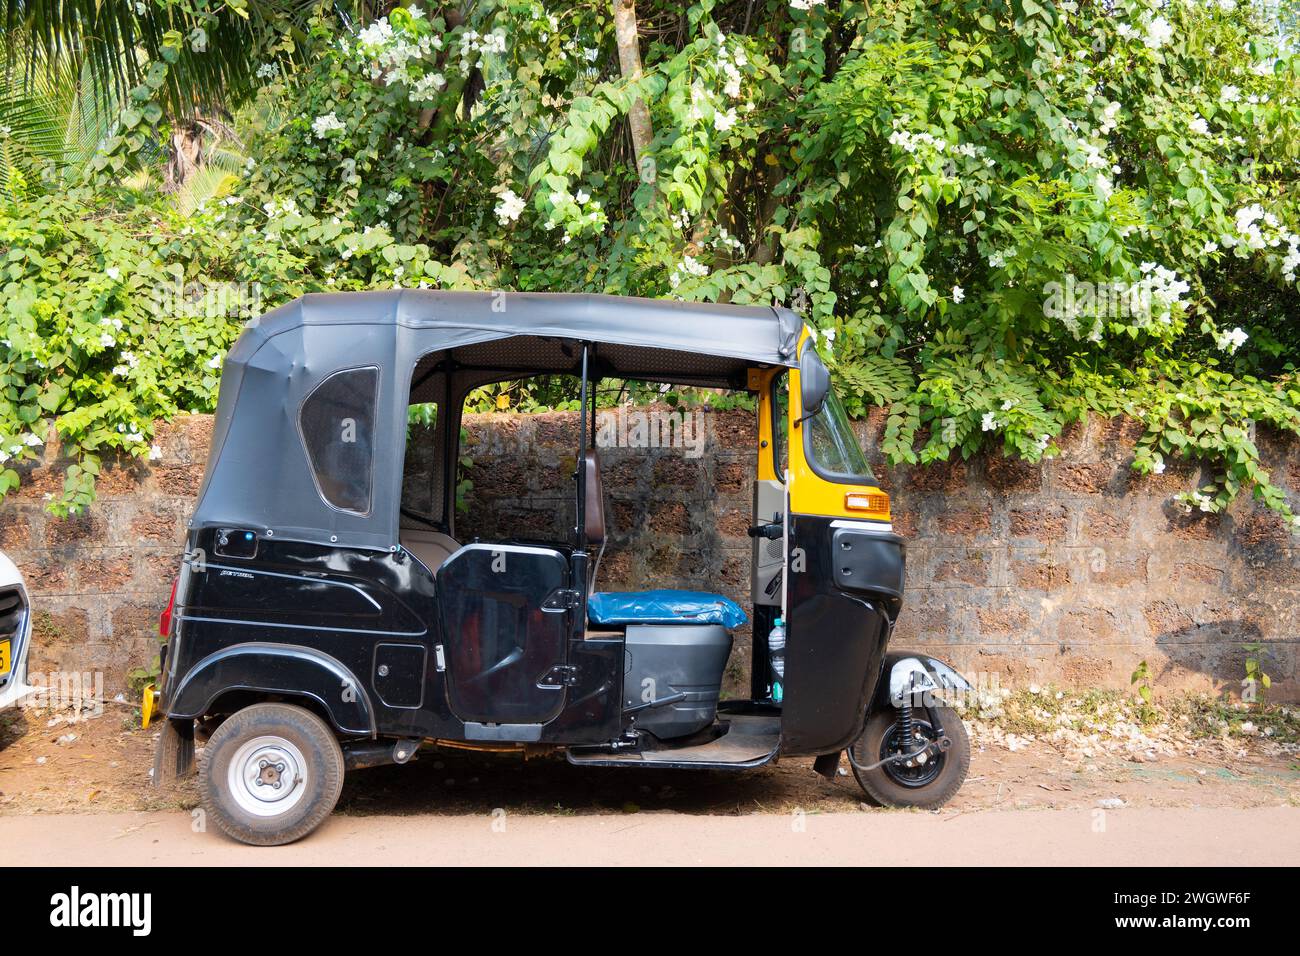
[768,618,786,701]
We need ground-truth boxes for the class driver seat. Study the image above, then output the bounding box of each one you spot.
[583,449,607,593]
[400,528,461,576]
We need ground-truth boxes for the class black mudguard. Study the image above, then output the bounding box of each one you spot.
[166,641,376,737]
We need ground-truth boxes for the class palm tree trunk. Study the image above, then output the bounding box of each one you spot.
[165,120,204,191]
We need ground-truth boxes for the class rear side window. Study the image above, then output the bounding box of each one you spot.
[300,366,379,514]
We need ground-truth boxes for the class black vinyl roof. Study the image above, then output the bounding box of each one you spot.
[192,291,803,550]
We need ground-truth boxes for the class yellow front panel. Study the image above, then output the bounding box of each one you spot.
[786,332,891,522]
[0,639,10,676]
[749,366,784,482]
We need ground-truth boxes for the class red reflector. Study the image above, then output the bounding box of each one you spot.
[160,577,178,638]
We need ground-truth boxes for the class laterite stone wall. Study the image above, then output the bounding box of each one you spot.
[2,408,1296,698]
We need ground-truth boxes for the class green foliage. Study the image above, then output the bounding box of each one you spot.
[1242,641,1273,701]
[2,0,1300,528]
[0,182,308,513]
[1130,659,1157,725]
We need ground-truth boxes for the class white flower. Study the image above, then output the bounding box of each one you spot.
[988,249,1012,269]
[1219,84,1240,104]
[120,351,139,369]
[188,27,208,54]
[257,63,278,80]
[981,411,999,432]
[951,285,965,304]
[207,355,222,370]
[312,112,346,138]
[575,189,591,205]
[494,188,526,225]
[888,120,948,156]
[99,332,116,348]
[1213,327,1249,353]
[22,432,43,447]
[1143,16,1173,50]
[106,266,121,281]
[1097,101,1122,136]
[713,107,738,132]
[1188,115,1209,136]
[135,1,146,13]
[386,190,402,204]
[789,0,826,8]
[149,444,162,461]
[409,72,446,101]
[669,255,710,288]
[1000,398,1017,411]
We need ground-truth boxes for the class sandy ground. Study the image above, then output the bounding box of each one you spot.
[1,705,1298,864]
[3,704,1298,816]
[2,806,1297,866]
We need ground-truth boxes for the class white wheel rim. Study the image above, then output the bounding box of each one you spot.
[227,735,309,818]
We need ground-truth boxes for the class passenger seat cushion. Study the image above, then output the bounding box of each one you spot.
[399,529,461,575]
[587,590,748,629]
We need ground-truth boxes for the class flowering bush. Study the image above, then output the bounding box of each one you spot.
[0,182,318,513]
[2,0,1300,526]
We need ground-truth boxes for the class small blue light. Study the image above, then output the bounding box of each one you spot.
[245,532,254,540]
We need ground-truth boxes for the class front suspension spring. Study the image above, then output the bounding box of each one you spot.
[895,702,914,753]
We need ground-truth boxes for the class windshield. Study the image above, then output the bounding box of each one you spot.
[806,388,874,483]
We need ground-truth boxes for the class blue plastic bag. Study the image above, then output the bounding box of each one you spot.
[588,590,749,629]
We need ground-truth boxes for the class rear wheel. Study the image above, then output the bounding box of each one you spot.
[849,705,969,810]
[199,703,344,846]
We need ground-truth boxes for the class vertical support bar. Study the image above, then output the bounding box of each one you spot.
[575,344,589,548]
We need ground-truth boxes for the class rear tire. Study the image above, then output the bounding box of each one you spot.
[849,705,969,810]
[199,703,345,846]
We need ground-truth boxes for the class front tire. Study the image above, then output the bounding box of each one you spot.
[200,703,345,846]
[849,705,969,810]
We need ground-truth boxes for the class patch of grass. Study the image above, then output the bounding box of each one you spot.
[959,683,1300,750]
[1177,695,1300,745]
[956,684,1144,736]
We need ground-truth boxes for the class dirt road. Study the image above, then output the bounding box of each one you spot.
[2,806,1297,866]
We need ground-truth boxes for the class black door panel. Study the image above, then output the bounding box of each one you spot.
[437,543,570,725]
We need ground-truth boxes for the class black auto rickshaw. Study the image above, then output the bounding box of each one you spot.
[145,291,973,845]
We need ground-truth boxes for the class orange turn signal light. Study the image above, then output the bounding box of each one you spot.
[845,492,890,517]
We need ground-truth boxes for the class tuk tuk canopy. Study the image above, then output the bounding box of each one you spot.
[193,291,804,551]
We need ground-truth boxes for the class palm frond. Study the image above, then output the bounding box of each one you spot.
[3,1,362,120]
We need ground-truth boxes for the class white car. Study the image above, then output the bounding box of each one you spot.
[0,550,34,711]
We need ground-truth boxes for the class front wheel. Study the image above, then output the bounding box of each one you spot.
[199,702,345,846]
[849,705,969,810]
